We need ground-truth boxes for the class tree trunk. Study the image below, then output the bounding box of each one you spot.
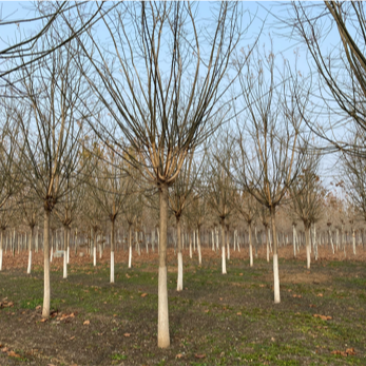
[189,232,192,259]
[197,228,202,266]
[248,223,253,267]
[270,209,280,304]
[305,226,311,269]
[42,209,51,318]
[352,229,356,255]
[220,221,227,274]
[63,227,68,279]
[27,230,33,274]
[292,224,297,258]
[93,230,97,267]
[176,218,183,291]
[128,225,132,268]
[111,219,115,283]
[158,183,170,348]
[0,231,3,271]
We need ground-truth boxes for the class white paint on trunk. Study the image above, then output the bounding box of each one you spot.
[221,246,227,274]
[93,246,96,266]
[266,241,269,262]
[306,242,311,269]
[197,230,202,265]
[273,253,280,303]
[128,245,132,268]
[177,252,183,291]
[27,250,32,274]
[110,251,115,283]
[63,250,67,278]
[99,244,102,259]
[158,266,170,348]
[227,240,230,260]
[292,225,297,257]
[249,243,253,267]
[268,228,272,252]
[189,238,192,259]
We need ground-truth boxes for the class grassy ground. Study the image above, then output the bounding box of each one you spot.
[0,250,365,365]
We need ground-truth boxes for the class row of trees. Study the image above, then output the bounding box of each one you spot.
[1,1,366,349]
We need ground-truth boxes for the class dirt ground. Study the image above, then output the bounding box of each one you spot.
[0,245,365,366]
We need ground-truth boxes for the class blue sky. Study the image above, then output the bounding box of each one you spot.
[0,1,344,192]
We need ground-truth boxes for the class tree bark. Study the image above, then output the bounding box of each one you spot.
[176,218,183,291]
[42,209,51,318]
[271,209,280,304]
[305,226,311,269]
[0,231,3,271]
[197,228,202,266]
[249,223,253,267]
[128,225,132,268]
[158,183,170,348]
[220,221,227,274]
[63,227,68,279]
[111,219,115,283]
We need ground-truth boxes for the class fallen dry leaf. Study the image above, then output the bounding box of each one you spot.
[7,350,20,358]
[69,336,75,340]
[346,348,356,355]
[83,320,90,325]
[331,350,347,357]
[313,314,332,321]
[1,347,9,353]
[40,318,47,323]
[237,312,242,315]
[317,293,323,297]
[124,333,131,337]
[309,304,317,308]
[259,284,266,288]
[125,274,131,278]
[141,293,147,298]
[195,353,206,359]
[175,353,184,359]
[204,309,209,313]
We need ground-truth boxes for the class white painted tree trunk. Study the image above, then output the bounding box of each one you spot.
[227,237,230,260]
[27,247,32,274]
[236,230,241,252]
[271,211,280,304]
[128,245,132,268]
[157,184,170,348]
[197,229,202,265]
[305,227,311,269]
[152,229,155,252]
[177,252,183,291]
[249,225,253,267]
[221,223,227,274]
[189,234,192,259]
[63,228,68,279]
[176,219,183,291]
[193,230,196,252]
[211,230,215,251]
[110,251,115,283]
[292,225,297,257]
[42,210,51,318]
[93,246,97,267]
[128,225,133,268]
[0,231,3,271]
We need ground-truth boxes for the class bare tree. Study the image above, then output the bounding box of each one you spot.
[232,51,306,303]
[74,2,249,348]
[12,37,87,318]
[207,140,237,275]
[288,2,366,156]
[290,153,323,268]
